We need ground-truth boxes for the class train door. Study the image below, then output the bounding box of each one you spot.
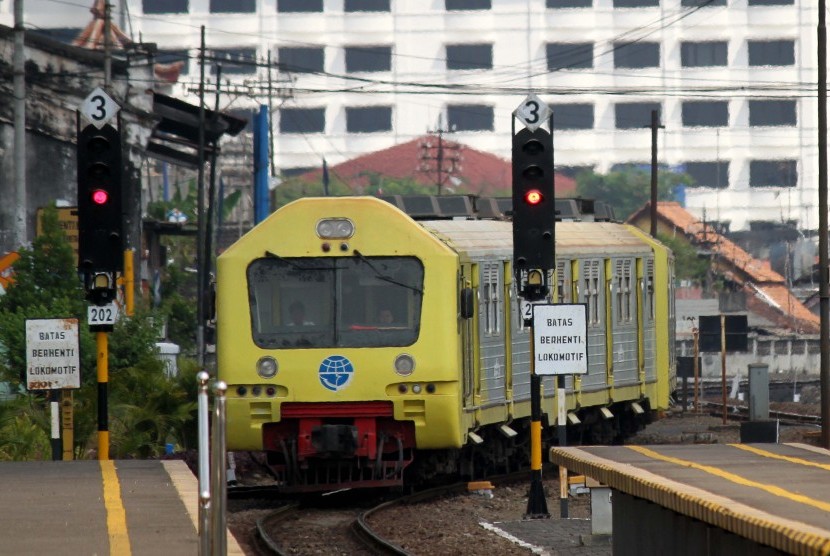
[461,263,478,410]
[641,258,657,384]
[478,261,507,407]
[580,258,606,392]
[612,258,639,387]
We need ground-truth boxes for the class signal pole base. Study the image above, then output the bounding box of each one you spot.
[524,470,550,519]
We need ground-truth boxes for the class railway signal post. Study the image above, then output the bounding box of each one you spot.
[513,94,555,518]
[77,88,123,460]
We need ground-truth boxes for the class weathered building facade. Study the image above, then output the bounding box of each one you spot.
[0,25,153,256]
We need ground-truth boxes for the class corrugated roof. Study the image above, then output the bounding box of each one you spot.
[420,220,650,259]
[629,202,819,334]
[296,137,577,197]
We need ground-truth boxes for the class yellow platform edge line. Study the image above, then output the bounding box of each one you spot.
[550,446,830,556]
[731,443,830,471]
[161,460,246,555]
[100,459,132,556]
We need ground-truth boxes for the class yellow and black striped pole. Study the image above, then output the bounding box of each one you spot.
[525,318,550,518]
[97,330,109,460]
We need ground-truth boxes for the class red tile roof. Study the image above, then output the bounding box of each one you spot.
[628,202,819,333]
[296,136,576,197]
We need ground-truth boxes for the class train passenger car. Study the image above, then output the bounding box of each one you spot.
[216,196,675,491]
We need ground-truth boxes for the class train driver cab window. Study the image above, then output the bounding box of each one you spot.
[247,255,424,348]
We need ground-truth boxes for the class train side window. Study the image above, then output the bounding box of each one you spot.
[481,262,501,336]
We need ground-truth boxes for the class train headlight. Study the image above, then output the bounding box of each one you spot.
[256,356,278,379]
[394,354,415,376]
[316,218,355,239]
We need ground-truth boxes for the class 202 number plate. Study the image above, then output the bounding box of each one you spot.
[88,303,118,326]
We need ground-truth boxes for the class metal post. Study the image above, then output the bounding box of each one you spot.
[650,110,659,238]
[211,381,228,556]
[97,331,109,460]
[50,390,61,460]
[13,0,26,248]
[525,320,550,519]
[721,314,727,425]
[693,326,700,413]
[557,375,568,519]
[197,371,211,556]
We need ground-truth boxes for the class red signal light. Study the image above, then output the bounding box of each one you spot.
[524,189,543,205]
[91,189,109,205]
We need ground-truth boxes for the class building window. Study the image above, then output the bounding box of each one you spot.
[547,0,592,6]
[346,106,392,133]
[278,0,323,11]
[750,160,797,187]
[210,0,255,12]
[681,0,726,5]
[157,49,190,75]
[614,0,658,6]
[748,40,795,66]
[681,41,727,67]
[447,104,494,131]
[446,0,491,9]
[748,0,793,5]
[551,103,594,130]
[613,42,660,68]
[281,167,316,178]
[683,161,729,189]
[614,102,660,129]
[345,46,392,73]
[345,0,390,11]
[546,42,594,70]
[279,108,326,133]
[749,100,796,126]
[278,47,325,74]
[143,0,188,13]
[682,101,728,127]
[446,44,493,70]
[211,48,257,74]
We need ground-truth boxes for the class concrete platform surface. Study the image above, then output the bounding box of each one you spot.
[551,442,830,555]
[0,459,243,555]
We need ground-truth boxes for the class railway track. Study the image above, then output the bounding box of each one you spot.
[253,474,527,556]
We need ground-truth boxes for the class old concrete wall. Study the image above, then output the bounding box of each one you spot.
[0,25,153,256]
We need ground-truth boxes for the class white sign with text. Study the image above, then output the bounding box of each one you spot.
[532,304,588,375]
[25,318,80,390]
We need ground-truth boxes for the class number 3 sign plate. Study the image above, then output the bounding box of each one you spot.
[80,87,120,129]
[515,93,551,132]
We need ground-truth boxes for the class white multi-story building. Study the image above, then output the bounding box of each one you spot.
[4,0,817,231]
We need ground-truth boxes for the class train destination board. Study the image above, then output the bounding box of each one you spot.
[532,304,588,375]
[25,318,80,390]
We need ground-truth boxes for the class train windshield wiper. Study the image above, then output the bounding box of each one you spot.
[352,250,423,294]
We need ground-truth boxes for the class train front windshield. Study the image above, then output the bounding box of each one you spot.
[247,256,424,349]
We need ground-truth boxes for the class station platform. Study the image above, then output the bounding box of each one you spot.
[550,442,830,555]
[0,459,243,555]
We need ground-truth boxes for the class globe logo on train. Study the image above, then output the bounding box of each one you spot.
[318,355,354,392]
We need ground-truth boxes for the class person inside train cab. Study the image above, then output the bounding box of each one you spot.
[377,308,394,325]
[288,301,314,326]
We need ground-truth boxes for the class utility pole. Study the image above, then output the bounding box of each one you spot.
[817,0,829,449]
[649,110,664,238]
[197,26,207,367]
[103,1,112,87]
[13,0,26,248]
[418,117,462,195]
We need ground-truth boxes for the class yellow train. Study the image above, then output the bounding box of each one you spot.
[216,196,675,491]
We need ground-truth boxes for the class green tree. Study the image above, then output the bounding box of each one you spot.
[575,167,691,221]
[658,233,710,284]
[0,204,197,460]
